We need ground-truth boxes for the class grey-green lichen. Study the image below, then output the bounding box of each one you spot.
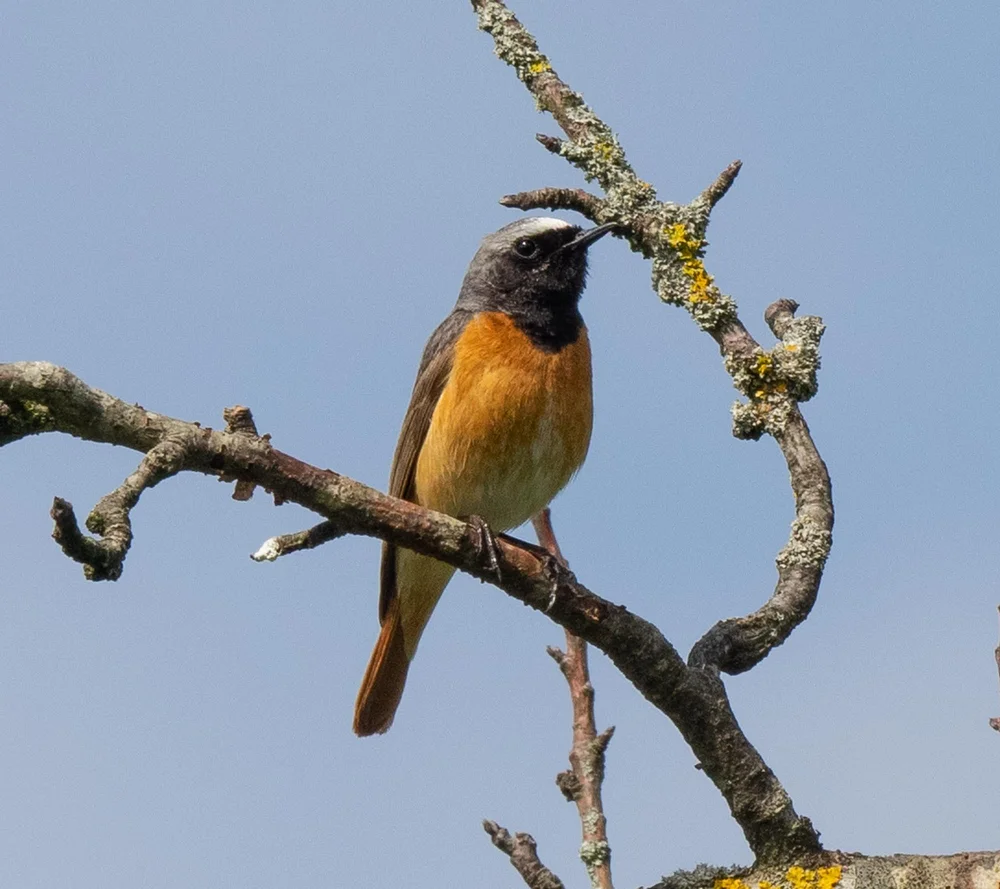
[652,222,739,331]
[0,398,56,442]
[776,516,831,571]
[731,400,767,440]
[581,809,605,834]
[580,840,611,886]
[726,312,825,438]
[559,134,641,196]
[476,0,654,204]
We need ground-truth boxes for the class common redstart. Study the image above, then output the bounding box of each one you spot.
[353,217,614,736]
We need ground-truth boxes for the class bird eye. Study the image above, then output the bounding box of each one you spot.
[513,238,539,258]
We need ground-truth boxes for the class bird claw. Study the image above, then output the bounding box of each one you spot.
[539,551,573,612]
[468,515,502,584]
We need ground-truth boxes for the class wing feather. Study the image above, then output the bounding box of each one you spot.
[378,310,470,622]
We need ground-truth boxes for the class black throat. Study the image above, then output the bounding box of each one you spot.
[507,297,584,352]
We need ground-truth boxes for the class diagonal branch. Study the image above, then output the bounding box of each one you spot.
[0,359,821,862]
[483,821,566,889]
[471,0,832,864]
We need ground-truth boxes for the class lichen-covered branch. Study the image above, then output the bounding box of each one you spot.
[534,509,615,889]
[649,853,1000,889]
[690,300,832,674]
[471,2,832,678]
[472,0,832,863]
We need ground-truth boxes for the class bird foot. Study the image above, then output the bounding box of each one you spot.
[495,533,574,612]
[538,553,575,612]
[467,515,503,584]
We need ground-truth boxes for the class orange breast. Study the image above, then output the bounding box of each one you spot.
[414,311,593,530]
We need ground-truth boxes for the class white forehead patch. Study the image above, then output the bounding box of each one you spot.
[516,217,576,236]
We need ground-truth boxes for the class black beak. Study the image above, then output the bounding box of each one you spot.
[559,222,617,253]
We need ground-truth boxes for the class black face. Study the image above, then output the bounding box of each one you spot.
[455,219,611,351]
[500,224,589,297]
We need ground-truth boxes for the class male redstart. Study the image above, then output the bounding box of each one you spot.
[353,217,614,736]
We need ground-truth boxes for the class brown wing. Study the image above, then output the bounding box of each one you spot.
[378,310,470,622]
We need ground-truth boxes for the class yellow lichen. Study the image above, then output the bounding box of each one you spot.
[664,223,716,304]
[714,879,750,889]
[755,353,773,377]
[593,141,616,162]
[527,59,551,75]
[785,343,799,352]
[786,865,842,889]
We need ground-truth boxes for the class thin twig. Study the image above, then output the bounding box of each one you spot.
[533,508,615,889]
[697,159,743,210]
[251,520,346,562]
[991,607,1000,733]
[483,820,566,889]
[500,187,606,219]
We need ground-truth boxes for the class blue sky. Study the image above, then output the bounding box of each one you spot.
[2,2,998,886]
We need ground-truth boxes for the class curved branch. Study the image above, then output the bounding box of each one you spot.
[690,300,833,673]
[50,438,186,580]
[500,186,606,219]
[471,0,832,863]
[0,359,820,862]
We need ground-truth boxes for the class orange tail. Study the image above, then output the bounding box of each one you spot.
[353,598,411,736]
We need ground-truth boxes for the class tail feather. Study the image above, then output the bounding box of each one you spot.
[353,599,410,736]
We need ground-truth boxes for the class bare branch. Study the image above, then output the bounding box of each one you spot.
[535,133,564,154]
[50,438,186,580]
[534,509,615,889]
[2,359,819,861]
[500,187,606,219]
[764,299,801,337]
[483,821,566,889]
[252,520,346,562]
[223,405,261,501]
[697,159,743,210]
